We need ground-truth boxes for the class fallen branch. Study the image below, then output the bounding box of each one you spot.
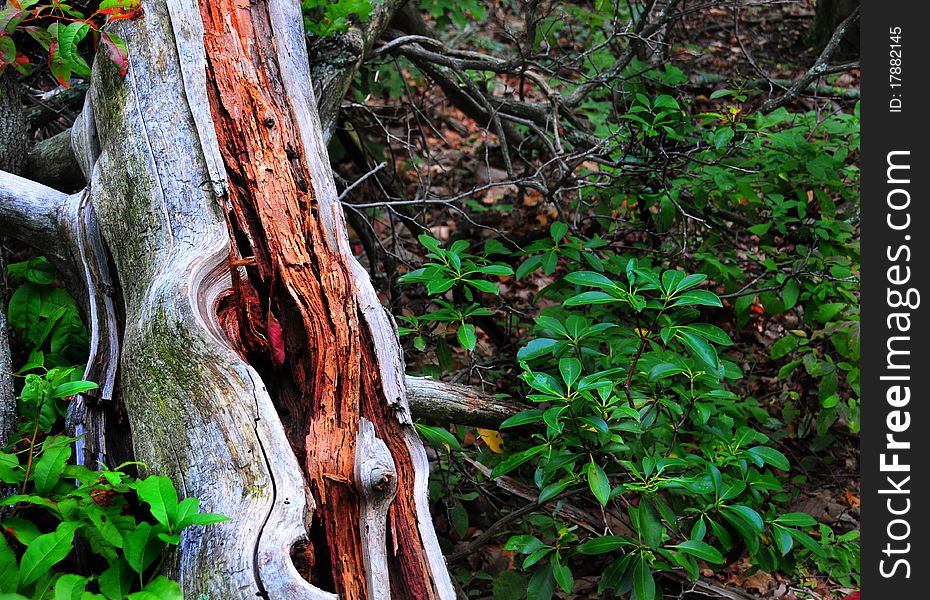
[405,376,522,428]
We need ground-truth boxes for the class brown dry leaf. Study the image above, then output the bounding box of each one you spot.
[845,488,860,508]
[742,570,774,595]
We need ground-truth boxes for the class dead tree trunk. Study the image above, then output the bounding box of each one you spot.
[1,0,455,598]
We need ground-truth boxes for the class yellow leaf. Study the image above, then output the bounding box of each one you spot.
[478,428,505,454]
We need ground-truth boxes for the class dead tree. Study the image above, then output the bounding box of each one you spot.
[0,0,460,597]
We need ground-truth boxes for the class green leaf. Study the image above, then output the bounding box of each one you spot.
[786,527,827,558]
[0,533,17,593]
[558,357,582,389]
[491,445,546,478]
[517,338,559,361]
[633,555,656,600]
[98,560,134,600]
[516,255,542,280]
[450,502,469,538]
[527,563,555,600]
[563,291,620,307]
[523,547,553,568]
[772,525,793,556]
[136,475,179,529]
[775,512,818,527]
[504,535,545,554]
[587,462,610,507]
[492,571,527,600]
[673,539,724,564]
[537,480,571,503]
[123,522,165,574]
[33,437,71,495]
[550,221,569,242]
[782,278,800,309]
[52,574,88,600]
[670,289,722,308]
[500,409,544,429]
[679,330,718,370]
[465,279,501,294]
[551,556,573,594]
[577,535,631,555]
[722,505,764,533]
[50,380,98,399]
[639,500,663,549]
[457,323,477,351]
[746,446,790,471]
[564,271,619,293]
[130,576,183,600]
[19,521,81,587]
[415,423,460,451]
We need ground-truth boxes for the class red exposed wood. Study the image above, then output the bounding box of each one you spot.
[197,1,440,597]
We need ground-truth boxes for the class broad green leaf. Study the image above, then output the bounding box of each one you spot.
[639,500,663,549]
[527,563,555,600]
[500,409,544,429]
[414,423,460,451]
[33,438,71,495]
[136,475,179,529]
[577,535,631,555]
[98,560,134,600]
[722,504,764,533]
[786,527,827,558]
[772,525,793,556]
[774,512,818,527]
[633,555,656,600]
[491,445,546,478]
[0,533,16,593]
[503,535,544,554]
[129,576,183,600]
[457,323,477,351]
[551,556,573,594]
[782,278,800,309]
[673,539,724,564]
[746,446,790,471]
[670,289,722,308]
[53,574,88,600]
[19,521,81,587]
[558,357,582,389]
[587,462,610,507]
[50,380,98,399]
[563,291,620,306]
[564,271,619,293]
[537,480,571,503]
[124,522,164,574]
[679,330,718,370]
[517,338,558,361]
[550,221,569,241]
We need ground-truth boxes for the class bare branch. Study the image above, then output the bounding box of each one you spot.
[758,5,860,113]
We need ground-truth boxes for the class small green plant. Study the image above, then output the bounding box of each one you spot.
[2,256,229,598]
[397,235,512,365]
[301,0,373,37]
[0,0,140,84]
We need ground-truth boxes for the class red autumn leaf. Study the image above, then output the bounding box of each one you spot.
[267,312,286,367]
[99,29,129,77]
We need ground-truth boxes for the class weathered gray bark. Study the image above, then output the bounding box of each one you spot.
[0,72,26,175]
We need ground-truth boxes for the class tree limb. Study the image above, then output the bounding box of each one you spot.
[758,6,860,113]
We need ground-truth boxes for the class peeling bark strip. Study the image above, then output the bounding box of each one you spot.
[197,1,450,597]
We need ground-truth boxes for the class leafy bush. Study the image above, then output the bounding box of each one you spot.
[2,257,228,599]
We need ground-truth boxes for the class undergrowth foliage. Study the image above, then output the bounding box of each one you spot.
[399,100,859,597]
[2,258,228,599]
